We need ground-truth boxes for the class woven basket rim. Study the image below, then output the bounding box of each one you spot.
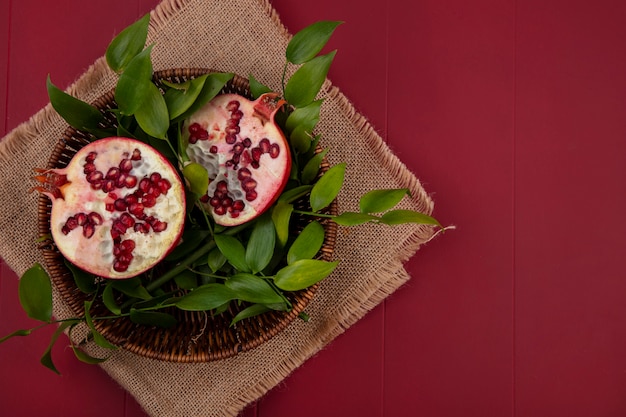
[37,68,338,362]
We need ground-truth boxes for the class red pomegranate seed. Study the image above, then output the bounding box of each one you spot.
[87,170,103,184]
[209,146,218,154]
[124,175,137,188]
[113,260,128,272]
[76,213,87,226]
[83,223,95,239]
[259,138,270,153]
[106,167,120,180]
[89,212,103,225]
[246,190,258,201]
[232,200,245,211]
[251,148,262,162]
[83,163,96,174]
[131,149,142,161]
[102,179,116,193]
[242,137,252,148]
[225,134,237,144]
[209,196,221,207]
[120,212,135,228]
[241,178,257,191]
[139,178,151,193]
[142,194,156,208]
[237,167,252,180]
[226,100,240,112]
[119,158,133,172]
[269,143,280,158]
[115,173,127,188]
[65,217,78,230]
[150,172,161,183]
[120,239,135,253]
[85,152,97,163]
[128,202,145,218]
[214,206,226,216]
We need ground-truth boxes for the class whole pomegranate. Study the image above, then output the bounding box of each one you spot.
[183,92,291,226]
[35,137,186,279]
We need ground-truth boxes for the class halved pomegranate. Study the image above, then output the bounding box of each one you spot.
[183,93,291,226]
[34,137,186,279]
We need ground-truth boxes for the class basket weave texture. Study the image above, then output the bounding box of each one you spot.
[37,68,338,362]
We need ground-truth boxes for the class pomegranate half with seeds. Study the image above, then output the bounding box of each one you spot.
[35,137,185,279]
[183,92,291,226]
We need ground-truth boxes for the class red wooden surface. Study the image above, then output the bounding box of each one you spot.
[2,0,626,416]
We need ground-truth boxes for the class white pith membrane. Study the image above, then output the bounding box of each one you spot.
[183,93,291,226]
[38,138,185,279]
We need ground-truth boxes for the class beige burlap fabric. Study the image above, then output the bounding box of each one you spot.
[0,0,438,415]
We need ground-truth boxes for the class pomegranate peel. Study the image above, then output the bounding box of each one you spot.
[183,92,291,226]
[35,137,186,279]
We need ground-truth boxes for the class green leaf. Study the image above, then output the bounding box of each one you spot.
[115,45,154,116]
[289,124,313,154]
[285,99,322,133]
[286,21,343,64]
[284,51,336,108]
[134,82,170,139]
[287,221,325,264]
[40,320,76,374]
[274,259,339,291]
[83,300,117,350]
[301,148,328,185]
[183,162,209,196]
[214,234,250,272]
[175,283,237,311]
[207,247,228,273]
[245,213,276,274]
[105,13,150,72]
[248,74,272,99]
[110,277,152,300]
[64,259,96,294]
[18,263,52,323]
[102,283,121,315]
[166,229,211,261]
[130,309,178,328]
[359,188,410,214]
[333,212,379,226]
[174,269,198,290]
[71,344,109,365]
[271,201,294,247]
[172,72,234,123]
[380,209,442,226]
[230,303,272,326]
[225,273,284,305]
[309,162,345,212]
[46,76,104,131]
[164,74,208,120]
[278,185,313,203]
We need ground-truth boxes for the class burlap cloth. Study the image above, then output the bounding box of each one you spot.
[0,0,438,415]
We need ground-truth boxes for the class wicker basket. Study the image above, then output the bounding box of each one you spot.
[37,68,338,362]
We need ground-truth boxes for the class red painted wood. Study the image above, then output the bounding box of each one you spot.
[2,1,626,416]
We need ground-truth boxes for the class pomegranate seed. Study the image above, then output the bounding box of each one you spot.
[200,194,210,203]
[259,138,270,153]
[83,163,96,174]
[124,175,137,188]
[65,217,79,230]
[157,179,171,194]
[209,145,218,153]
[115,173,127,188]
[246,190,258,201]
[139,178,151,193]
[113,245,121,257]
[233,143,244,154]
[124,194,138,205]
[209,196,221,207]
[142,194,156,208]
[189,123,201,134]
[112,220,128,234]
[251,148,262,162]
[217,181,228,192]
[214,206,226,216]
[85,152,97,163]
[75,213,87,226]
[150,172,161,183]
[230,210,240,218]
[222,197,233,207]
[269,143,280,158]
[106,167,120,180]
[242,137,252,148]
[231,110,244,120]
[61,225,71,235]
[152,221,167,232]
[113,199,126,211]
[119,158,133,172]
[102,179,116,193]
[106,203,115,212]
[120,213,135,228]
[237,167,252,180]
[83,223,95,239]
[241,178,257,191]
[225,126,240,135]
[226,100,240,112]
[87,170,103,183]
[120,239,135,253]
[89,212,103,225]
[189,136,198,144]
[226,134,237,144]
[113,260,128,272]
[90,180,103,190]
[128,202,145,218]
[232,200,245,211]
[131,149,141,161]
[110,228,121,241]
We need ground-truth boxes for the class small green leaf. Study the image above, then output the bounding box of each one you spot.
[301,148,328,185]
[271,201,294,247]
[230,304,272,326]
[183,162,209,196]
[19,263,52,323]
[130,309,178,328]
[245,213,276,274]
[40,320,76,374]
[284,51,336,108]
[110,277,152,300]
[380,209,442,226]
[225,273,284,305]
[105,13,150,72]
[71,344,109,365]
[285,100,323,133]
[174,269,198,290]
[207,247,228,273]
[359,188,410,214]
[286,21,343,64]
[102,283,121,315]
[248,74,272,99]
[134,82,170,139]
[84,300,117,350]
[115,45,154,115]
[309,162,346,212]
[46,76,104,131]
[289,124,313,154]
[172,72,234,123]
[164,74,208,120]
[175,283,237,311]
[333,212,379,226]
[278,185,313,203]
[274,259,339,291]
[64,260,96,294]
[287,221,325,264]
[214,234,250,272]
